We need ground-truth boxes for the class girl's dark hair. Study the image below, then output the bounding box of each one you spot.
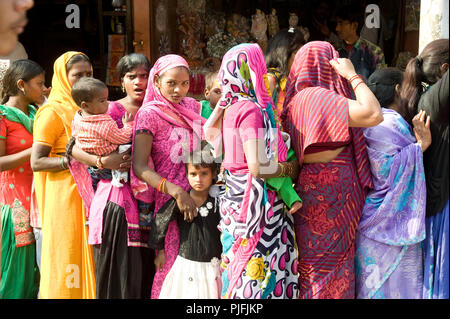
[398,38,449,125]
[117,53,150,80]
[367,67,403,108]
[185,141,218,175]
[1,59,45,104]
[265,28,309,79]
[66,53,91,73]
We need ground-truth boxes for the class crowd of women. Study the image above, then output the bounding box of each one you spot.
[0,24,448,299]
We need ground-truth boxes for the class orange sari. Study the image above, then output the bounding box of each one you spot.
[33,52,95,299]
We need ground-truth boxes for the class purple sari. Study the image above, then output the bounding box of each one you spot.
[355,108,426,299]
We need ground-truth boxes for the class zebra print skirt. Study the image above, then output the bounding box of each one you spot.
[218,171,299,299]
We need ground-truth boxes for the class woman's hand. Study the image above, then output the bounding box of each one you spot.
[154,250,166,272]
[412,110,432,152]
[329,58,357,81]
[172,187,198,223]
[102,150,131,171]
[289,201,303,214]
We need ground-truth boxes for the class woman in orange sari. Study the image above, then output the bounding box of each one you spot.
[30,52,96,299]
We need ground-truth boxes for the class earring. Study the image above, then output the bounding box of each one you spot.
[121,85,125,93]
[21,88,26,95]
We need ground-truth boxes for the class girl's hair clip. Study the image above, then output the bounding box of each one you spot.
[288,27,295,33]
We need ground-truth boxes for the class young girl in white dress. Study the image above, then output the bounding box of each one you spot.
[148,146,222,299]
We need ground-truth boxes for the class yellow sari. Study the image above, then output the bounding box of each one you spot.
[33,52,95,299]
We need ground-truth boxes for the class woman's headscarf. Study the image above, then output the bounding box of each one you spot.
[204,43,277,158]
[284,41,353,103]
[282,41,373,191]
[131,54,205,202]
[141,54,205,132]
[42,51,91,135]
[33,51,93,220]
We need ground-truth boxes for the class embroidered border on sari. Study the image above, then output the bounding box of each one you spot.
[11,199,35,247]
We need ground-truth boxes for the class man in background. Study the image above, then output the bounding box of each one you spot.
[334,4,386,81]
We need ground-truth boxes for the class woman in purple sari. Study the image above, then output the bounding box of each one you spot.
[355,68,431,298]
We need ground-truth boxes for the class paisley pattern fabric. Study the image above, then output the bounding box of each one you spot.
[294,146,365,299]
[214,43,299,299]
[220,172,298,299]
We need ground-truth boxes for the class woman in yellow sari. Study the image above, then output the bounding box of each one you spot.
[30,51,95,298]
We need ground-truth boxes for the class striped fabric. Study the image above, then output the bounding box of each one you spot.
[281,41,373,298]
[282,41,372,192]
[72,111,132,156]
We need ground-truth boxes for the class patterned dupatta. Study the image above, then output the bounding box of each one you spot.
[204,44,278,160]
[209,44,298,299]
[130,54,205,203]
[282,41,373,192]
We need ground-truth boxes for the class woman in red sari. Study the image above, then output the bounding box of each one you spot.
[281,41,382,299]
[0,59,46,298]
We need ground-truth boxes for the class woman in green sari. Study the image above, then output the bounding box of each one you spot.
[0,59,46,298]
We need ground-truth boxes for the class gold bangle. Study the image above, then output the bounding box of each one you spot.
[161,179,167,194]
[278,162,285,177]
[96,156,104,169]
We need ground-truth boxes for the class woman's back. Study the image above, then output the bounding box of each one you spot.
[418,70,449,216]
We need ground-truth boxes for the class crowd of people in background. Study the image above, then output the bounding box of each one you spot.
[0,0,448,300]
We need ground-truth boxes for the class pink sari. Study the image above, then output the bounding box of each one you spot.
[131,54,206,298]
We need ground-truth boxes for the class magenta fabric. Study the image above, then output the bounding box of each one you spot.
[131,54,205,299]
[107,101,126,128]
[204,43,273,158]
[141,54,205,132]
[88,179,140,246]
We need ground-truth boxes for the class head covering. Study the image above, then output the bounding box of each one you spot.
[141,54,205,131]
[284,41,353,103]
[39,51,91,135]
[33,51,93,219]
[204,43,276,157]
[282,41,373,191]
[131,54,205,202]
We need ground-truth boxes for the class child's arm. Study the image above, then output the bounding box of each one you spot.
[266,149,302,214]
[154,249,166,272]
[105,119,133,145]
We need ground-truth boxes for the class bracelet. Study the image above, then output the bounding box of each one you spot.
[285,161,292,178]
[157,177,167,193]
[348,74,360,83]
[161,178,167,193]
[96,156,104,169]
[60,156,67,170]
[353,80,365,91]
[277,162,285,178]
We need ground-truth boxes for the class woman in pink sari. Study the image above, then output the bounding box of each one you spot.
[132,54,206,299]
[281,41,383,298]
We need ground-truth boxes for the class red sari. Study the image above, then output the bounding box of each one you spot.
[282,41,372,299]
